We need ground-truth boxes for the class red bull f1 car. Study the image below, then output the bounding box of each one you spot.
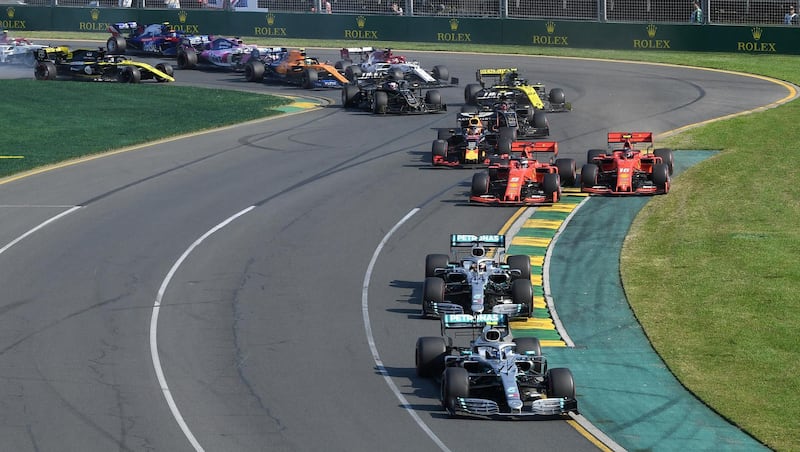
[415,313,578,419]
[580,132,674,195]
[470,141,576,206]
[431,112,519,167]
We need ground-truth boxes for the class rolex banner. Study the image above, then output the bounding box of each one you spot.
[6,6,800,55]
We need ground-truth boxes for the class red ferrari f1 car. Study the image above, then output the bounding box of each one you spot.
[580,132,674,195]
[469,141,576,206]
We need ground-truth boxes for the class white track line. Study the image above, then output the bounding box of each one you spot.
[150,205,255,452]
[361,207,453,452]
[0,206,82,255]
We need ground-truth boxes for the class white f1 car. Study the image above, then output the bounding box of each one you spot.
[0,38,44,66]
[338,46,456,86]
[422,234,533,318]
[416,313,578,419]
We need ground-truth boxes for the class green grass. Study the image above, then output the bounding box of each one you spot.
[0,80,290,178]
[12,31,800,451]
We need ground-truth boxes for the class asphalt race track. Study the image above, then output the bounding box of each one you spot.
[0,46,791,451]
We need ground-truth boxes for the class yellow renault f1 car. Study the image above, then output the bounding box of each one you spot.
[33,46,175,83]
[464,68,570,113]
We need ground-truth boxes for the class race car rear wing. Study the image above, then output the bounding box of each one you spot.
[441,313,510,337]
[340,46,374,61]
[608,132,654,151]
[509,140,558,156]
[108,21,138,36]
[450,234,505,249]
[475,68,519,86]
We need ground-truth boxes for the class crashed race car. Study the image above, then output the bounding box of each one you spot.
[415,313,578,419]
[470,141,576,206]
[106,22,211,57]
[175,36,272,71]
[342,75,445,114]
[0,37,43,66]
[464,68,570,113]
[422,234,533,318]
[338,46,455,86]
[33,46,175,83]
[243,47,349,89]
[580,132,674,195]
[431,112,521,167]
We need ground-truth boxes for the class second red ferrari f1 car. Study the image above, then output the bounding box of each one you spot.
[469,141,576,206]
[580,132,674,195]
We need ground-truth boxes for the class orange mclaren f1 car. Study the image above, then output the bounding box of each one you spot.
[242,47,349,88]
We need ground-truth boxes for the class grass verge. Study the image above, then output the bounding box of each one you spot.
[10,31,800,450]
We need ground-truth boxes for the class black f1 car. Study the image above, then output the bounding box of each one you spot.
[422,234,533,318]
[33,46,174,83]
[415,313,578,419]
[341,75,446,115]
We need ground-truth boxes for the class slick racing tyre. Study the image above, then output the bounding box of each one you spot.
[432,65,449,83]
[581,163,599,188]
[341,83,359,107]
[106,36,126,55]
[507,255,531,281]
[431,139,447,163]
[118,66,141,83]
[555,158,577,186]
[549,87,566,105]
[302,68,318,89]
[415,336,446,377]
[471,172,490,197]
[422,277,445,305]
[652,162,670,192]
[511,279,533,314]
[34,61,57,80]
[424,90,442,109]
[344,65,361,82]
[586,149,606,164]
[543,172,561,201]
[514,337,543,372]
[177,49,198,69]
[654,148,675,175]
[464,83,482,105]
[546,367,576,399]
[155,63,174,82]
[372,91,388,114]
[425,254,449,278]
[442,367,469,410]
[244,60,265,82]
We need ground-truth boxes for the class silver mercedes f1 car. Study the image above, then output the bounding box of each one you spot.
[416,313,578,419]
[421,234,533,318]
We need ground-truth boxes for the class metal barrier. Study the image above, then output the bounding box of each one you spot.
[7,0,800,25]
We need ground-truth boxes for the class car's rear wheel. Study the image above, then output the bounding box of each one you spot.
[372,91,388,114]
[431,139,447,163]
[507,255,531,281]
[118,66,141,83]
[555,158,577,186]
[432,64,449,82]
[464,83,482,105]
[442,367,470,410]
[581,163,599,188]
[341,83,359,107]
[244,60,264,82]
[106,36,126,55]
[416,337,446,377]
[177,49,197,69]
[546,367,576,399]
[471,172,490,197]
[34,61,57,80]
[344,64,361,81]
[425,254,449,278]
[302,68,318,89]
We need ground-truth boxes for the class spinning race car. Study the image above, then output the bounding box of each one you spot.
[422,234,533,318]
[33,47,174,83]
[580,132,674,195]
[470,141,576,206]
[243,47,349,89]
[106,22,211,57]
[415,313,578,419]
[0,37,43,66]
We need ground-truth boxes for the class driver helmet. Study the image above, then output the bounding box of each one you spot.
[519,158,529,168]
[387,81,398,91]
